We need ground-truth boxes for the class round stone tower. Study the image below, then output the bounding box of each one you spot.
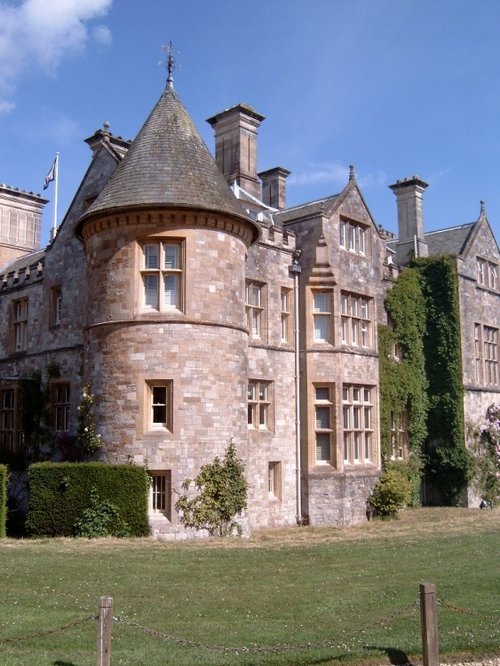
[76,77,259,533]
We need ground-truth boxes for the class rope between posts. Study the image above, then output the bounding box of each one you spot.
[437,599,500,627]
[113,601,420,656]
[0,615,97,645]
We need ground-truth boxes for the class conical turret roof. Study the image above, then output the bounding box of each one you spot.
[80,82,254,224]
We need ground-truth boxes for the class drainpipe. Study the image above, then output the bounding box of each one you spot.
[289,249,302,524]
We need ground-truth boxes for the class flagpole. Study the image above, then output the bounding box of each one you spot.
[52,152,59,240]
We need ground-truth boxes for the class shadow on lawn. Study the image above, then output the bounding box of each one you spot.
[364,645,414,665]
[53,661,77,666]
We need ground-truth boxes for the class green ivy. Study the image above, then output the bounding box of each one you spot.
[413,256,471,505]
[379,267,428,499]
[380,256,472,506]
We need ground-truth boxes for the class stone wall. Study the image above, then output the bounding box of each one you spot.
[306,469,380,526]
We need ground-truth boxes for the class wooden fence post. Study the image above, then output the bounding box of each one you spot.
[420,582,439,666]
[96,596,113,666]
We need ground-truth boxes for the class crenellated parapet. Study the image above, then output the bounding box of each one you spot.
[0,254,44,292]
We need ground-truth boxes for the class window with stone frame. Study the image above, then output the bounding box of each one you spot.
[280,287,292,343]
[246,281,266,339]
[342,385,374,465]
[474,323,483,383]
[146,381,173,431]
[51,383,70,432]
[483,326,498,385]
[12,298,28,352]
[149,470,172,520]
[390,410,408,460]
[248,380,272,430]
[0,388,20,452]
[339,218,368,255]
[268,461,282,499]
[314,385,334,465]
[477,257,487,286]
[49,286,62,327]
[140,241,183,312]
[340,291,372,347]
[312,290,333,343]
[488,262,498,291]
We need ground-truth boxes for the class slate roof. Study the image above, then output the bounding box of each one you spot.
[80,83,252,223]
[273,194,340,225]
[386,223,475,258]
[424,223,474,256]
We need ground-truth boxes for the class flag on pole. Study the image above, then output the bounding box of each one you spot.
[43,157,57,190]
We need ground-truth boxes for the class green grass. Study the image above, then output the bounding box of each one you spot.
[0,508,498,665]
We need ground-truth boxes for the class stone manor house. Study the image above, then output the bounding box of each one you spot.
[0,75,499,536]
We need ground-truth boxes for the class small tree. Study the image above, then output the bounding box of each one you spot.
[175,441,247,537]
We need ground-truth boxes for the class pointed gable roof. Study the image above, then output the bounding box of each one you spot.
[79,83,252,225]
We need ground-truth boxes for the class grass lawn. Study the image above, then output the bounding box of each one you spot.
[0,507,498,665]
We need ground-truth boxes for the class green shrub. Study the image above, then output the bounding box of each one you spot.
[0,465,7,538]
[26,462,150,537]
[73,487,130,538]
[386,455,423,507]
[368,469,412,519]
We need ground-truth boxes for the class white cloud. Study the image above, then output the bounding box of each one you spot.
[0,0,112,113]
[426,168,449,185]
[0,100,15,114]
[289,162,348,187]
[357,170,387,188]
[93,24,112,47]
[289,161,387,190]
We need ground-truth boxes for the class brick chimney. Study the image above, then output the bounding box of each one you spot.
[258,167,291,209]
[389,176,429,265]
[206,104,265,200]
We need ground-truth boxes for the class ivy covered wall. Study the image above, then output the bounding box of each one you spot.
[379,267,428,502]
[379,256,470,505]
[414,256,470,505]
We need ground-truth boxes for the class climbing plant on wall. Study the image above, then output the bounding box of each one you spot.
[380,256,472,506]
[379,267,428,503]
[413,255,471,505]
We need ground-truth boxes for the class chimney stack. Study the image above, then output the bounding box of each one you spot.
[207,104,265,200]
[258,167,291,209]
[389,176,429,265]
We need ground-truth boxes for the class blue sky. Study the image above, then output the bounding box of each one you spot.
[1,0,499,246]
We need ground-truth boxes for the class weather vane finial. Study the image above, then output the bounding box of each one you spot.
[161,41,176,89]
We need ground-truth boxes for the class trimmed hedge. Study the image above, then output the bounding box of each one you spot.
[26,463,150,537]
[0,465,7,538]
